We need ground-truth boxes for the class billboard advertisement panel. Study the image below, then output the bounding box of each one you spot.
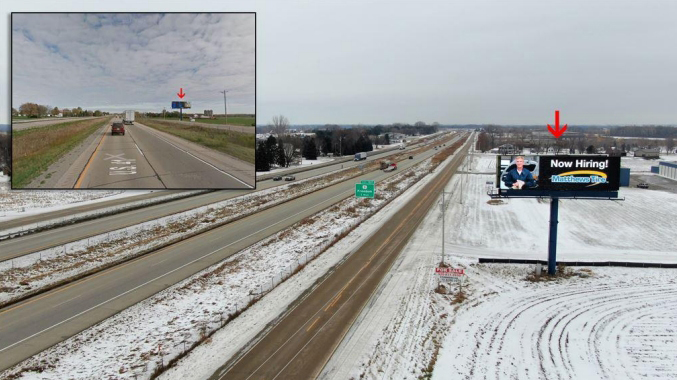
[171,101,192,109]
[497,155,621,193]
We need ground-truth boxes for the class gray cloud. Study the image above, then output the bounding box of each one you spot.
[3,1,677,126]
[11,13,254,114]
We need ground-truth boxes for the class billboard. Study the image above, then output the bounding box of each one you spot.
[497,155,621,193]
[171,101,192,109]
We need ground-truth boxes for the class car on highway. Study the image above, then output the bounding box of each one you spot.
[272,176,282,181]
[409,155,414,159]
[637,182,649,189]
[111,122,125,136]
[284,175,296,181]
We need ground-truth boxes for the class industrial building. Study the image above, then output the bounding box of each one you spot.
[658,161,677,181]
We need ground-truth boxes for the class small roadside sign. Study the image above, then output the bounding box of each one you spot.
[361,180,375,186]
[435,267,465,276]
[355,183,375,198]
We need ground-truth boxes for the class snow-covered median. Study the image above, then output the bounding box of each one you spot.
[0,189,133,221]
[1,153,449,379]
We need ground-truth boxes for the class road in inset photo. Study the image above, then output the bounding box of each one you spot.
[73,118,254,189]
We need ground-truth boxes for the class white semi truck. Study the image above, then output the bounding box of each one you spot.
[123,110,135,125]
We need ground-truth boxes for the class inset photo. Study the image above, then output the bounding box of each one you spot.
[11,13,255,189]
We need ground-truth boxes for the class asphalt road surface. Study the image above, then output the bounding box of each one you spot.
[0,134,464,371]
[214,136,470,380]
[73,121,254,189]
[12,117,104,131]
[0,135,450,261]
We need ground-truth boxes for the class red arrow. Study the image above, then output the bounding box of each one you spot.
[177,88,185,99]
[547,110,567,138]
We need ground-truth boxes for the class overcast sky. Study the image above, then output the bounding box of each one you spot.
[2,0,677,125]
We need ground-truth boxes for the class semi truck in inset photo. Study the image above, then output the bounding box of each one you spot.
[123,110,135,125]
[354,152,368,161]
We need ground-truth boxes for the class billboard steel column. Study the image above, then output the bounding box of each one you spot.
[548,197,559,275]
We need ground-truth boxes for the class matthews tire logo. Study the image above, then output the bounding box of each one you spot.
[538,156,621,192]
[551,170,608,186]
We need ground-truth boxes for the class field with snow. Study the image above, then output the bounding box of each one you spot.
[323,152,677,380]
[622,155,677,173]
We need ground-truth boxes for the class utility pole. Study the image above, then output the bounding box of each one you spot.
[220,90,228,126]
[440,191,452,266]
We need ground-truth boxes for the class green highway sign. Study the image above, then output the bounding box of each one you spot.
[361,180,375,186]
[355,183,375,198]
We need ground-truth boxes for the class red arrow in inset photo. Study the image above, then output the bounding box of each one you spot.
[177,88,186,99]
[547,110,567,138]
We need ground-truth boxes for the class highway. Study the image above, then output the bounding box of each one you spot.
[0,134,463,371]
[214,135,470,380]
[0,136,446,261]
[73,120,255,189]
[12,116,104,131]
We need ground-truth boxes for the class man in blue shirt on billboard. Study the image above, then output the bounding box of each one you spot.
[503,156,536,189]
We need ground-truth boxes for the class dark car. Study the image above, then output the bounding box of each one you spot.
[112,122,125,136]
[272,176,282,181]
[409,155,414,159]
[637,182,649,189]
[284,175,295,181]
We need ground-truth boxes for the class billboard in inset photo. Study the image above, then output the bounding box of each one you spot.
[497,155,621,193]
[11,13,255,190]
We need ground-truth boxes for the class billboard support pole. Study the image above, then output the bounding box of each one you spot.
[548,197,559,275]
[180,108,183,121]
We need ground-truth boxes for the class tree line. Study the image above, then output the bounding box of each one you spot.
[12,103,108,118]
[256,115,440,172]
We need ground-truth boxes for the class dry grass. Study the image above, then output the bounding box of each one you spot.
[12,117,112,187]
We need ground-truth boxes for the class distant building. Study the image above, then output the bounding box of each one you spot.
[498,144,517,155]
[634,149,660,159]
[658,161,677,181]
[204,110,213,118]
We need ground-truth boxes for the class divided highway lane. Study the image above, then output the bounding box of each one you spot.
[0,137,449,261]
[216,136,471,379]
[74,121,254,189]
[12,117,104,131]
[0,136,460,371]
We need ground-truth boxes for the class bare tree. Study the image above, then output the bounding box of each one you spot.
[667,137,674,155]
[271,115,290,136]
[282,143,295,167]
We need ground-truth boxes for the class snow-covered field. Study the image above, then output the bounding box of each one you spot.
[322,152,677,380]
[621,155,677,173]
[0,150,449,379]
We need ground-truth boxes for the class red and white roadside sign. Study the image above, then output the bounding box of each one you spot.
[435,267,465,277]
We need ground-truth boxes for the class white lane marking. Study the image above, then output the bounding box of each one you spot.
[152,257,170,267]
[135,143,145,157]
[0,188,352,354]
[139,124,253,188]
[51,294,82,309]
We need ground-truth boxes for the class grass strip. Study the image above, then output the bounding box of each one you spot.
[139,118,255,164]
[145,116,255,126]
[12,117,112,188]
